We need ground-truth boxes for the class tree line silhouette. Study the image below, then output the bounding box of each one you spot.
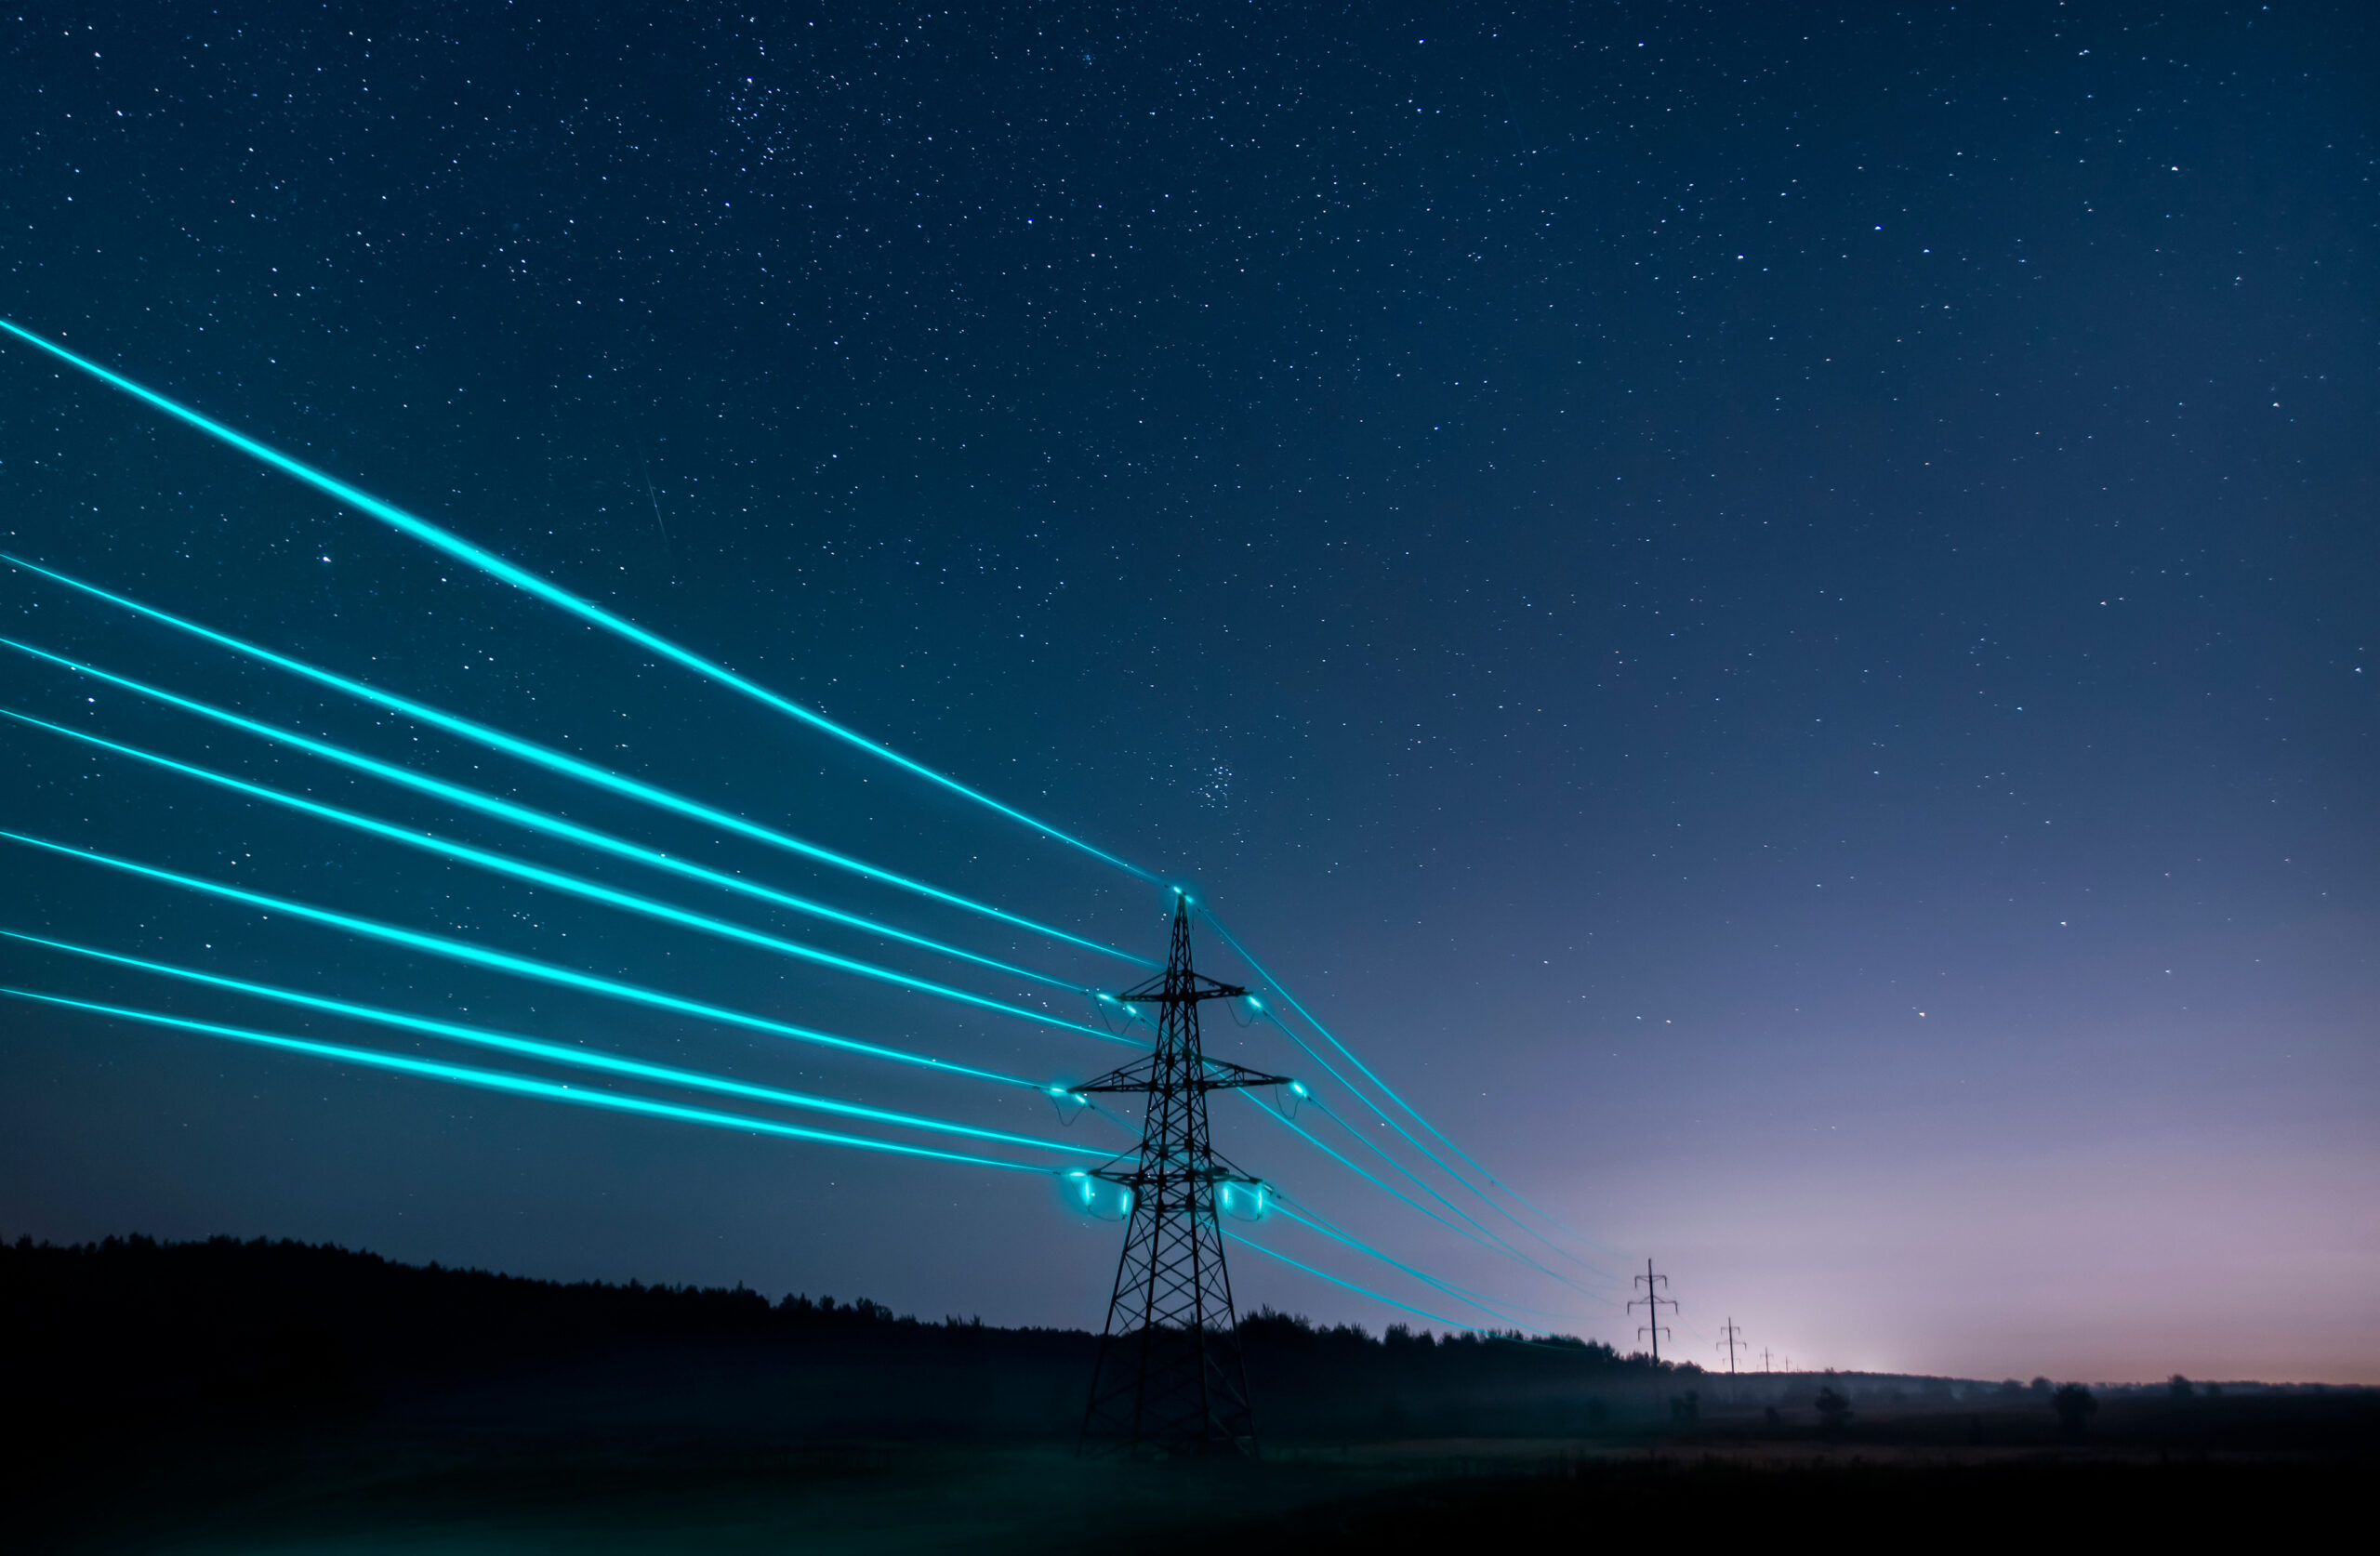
[2,1234,1681,1442]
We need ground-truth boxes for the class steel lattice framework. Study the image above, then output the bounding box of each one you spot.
[1078,893,1288,1457]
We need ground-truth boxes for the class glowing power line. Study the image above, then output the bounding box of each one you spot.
[0,637,1086,994]
[1,930,1104,1158]
[1222,1229,1477,1335]
[0,330,1595,1336]
[0,827,1046,1091]
[0,317,1157,882]
[2,558,1574,1288]
[1,708,1134,1045]
[4,987,1059,1174]
[0,559,1149,969]
[1204,906,1601,1266]
[1236,1091,1614,1310]
[7,979,1553,1340]
[1238,1002,1599,1290]
[1264,1195,1562,1335]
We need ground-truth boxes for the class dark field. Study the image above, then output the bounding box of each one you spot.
[8,1238,2369,1553]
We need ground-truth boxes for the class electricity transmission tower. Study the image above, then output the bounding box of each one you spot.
[1717,1318,1745,1375]
[1078,891,1289,1457]
[1628,1258,1677,1365]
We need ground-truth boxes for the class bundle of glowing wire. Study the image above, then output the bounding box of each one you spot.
[0,317,1619,1340]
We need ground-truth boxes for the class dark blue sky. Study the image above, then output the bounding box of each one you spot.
[2,2,2372,1381]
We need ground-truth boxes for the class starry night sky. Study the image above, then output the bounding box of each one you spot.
[1,3,2372,1382]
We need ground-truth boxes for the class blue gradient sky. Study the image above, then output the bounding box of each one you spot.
[1,2,2371,1382]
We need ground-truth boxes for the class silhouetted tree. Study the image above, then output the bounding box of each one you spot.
[2052,1383,2097,1441]
[1814,1387,1853,1436]
[2169,1374,2194,1399]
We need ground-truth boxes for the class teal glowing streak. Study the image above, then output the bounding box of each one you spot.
[1248,1006,1558,1272]
[1227,1232,1594,1355]
[0,827,1039,1090]
[1235,1090,1533,1272]
[1301,1045,1613,1286]
[1208,908,1519,1192]
[1,930,1103,1157]
[1206,905,1607,1275]
[1212,904,1590,1246]
[1302,1091,1599,1292]
[0,637,1083,994]
[1265,1193,1592,1331]
[2,987,1055,1174]
[1,707,1133,1047]
[1235,1088,1600,1302]
[0,557,1150,970]
[1266,1197,1543,1331]
[1221,1230,1478,1335]
[0,318,1157,883]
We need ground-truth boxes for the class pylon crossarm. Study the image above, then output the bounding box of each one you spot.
[1075,1056,1287,1098]
[1075,1058,1158,1094]
[1090,1167,1263,1187]
[1113,969,1248,1005]
[1195,1058,1294,1091]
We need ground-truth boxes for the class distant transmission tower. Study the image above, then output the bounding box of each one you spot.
[1078,891,1289,1457]
[1629,1257,1678,1364]
[1716,1316,1746,1400]
[1717,1317,1745,1375]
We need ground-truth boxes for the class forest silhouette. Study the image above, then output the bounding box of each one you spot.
[5,1233,2367,1553]
[2,1233,1672,1442]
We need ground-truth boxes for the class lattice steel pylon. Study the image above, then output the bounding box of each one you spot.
[1077,890,1289,1457]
